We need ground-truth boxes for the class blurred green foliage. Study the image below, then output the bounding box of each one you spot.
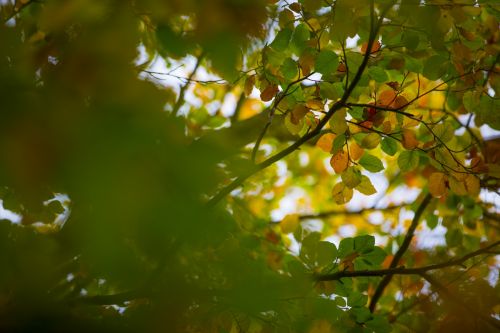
[0,0,499,332]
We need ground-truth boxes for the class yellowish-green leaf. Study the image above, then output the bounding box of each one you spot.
[332,182,353,205]
[356,175,377,195]
[280,214,300,234]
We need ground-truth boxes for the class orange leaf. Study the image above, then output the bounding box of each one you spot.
[330,150,349,174]
[349,142,364,161]
[316,133,336,153]
[378,89,397,107]
[402,129,418,150]
[361,40,381,54]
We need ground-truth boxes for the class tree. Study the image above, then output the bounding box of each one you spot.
[0,0,499,332]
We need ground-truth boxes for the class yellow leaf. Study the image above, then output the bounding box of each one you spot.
[464,174,480,196]
[349,142,364,161]
[280,214,299,234]
[448,176,467,196]
[316,133,336,153]
[429,172,448,197]
[402,129,418,150]
[330,150,349,174]
[285,112,303,135]
[306,99,324,110]
[332,182,353,205]
[239,98,262,120]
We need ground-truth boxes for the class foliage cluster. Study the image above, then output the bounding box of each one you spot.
[0,0,499,332]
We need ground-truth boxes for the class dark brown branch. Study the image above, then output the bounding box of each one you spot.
[369,193,432,312]
[270,203,407,224]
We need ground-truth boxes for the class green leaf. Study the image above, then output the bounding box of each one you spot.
[315,50,339,75]
[271,28,293,52]
[332,133,346,155]
[338,237,354,258]
[347,291,368,308]
[368,66,388,83]
[353,235,375,253]
[359,154,384,173]
[423,55,448,80]
[292,24,310,53]
[280,58,298,80]
[361,247,387,266]
[398,150,419,171]
[381,137,398,156]
[316,241,337,267]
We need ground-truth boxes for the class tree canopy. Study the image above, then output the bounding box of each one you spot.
[1,0,500,332]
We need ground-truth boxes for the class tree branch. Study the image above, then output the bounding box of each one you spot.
[315,240,499,281]
[369,193,432,312]
[171,53,205,117]
[270,203,407,224]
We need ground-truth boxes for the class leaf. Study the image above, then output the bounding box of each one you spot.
[368,66,388,83]
[464,174,480,196]
[270,28,293,51]
[329,108,347,134]
[290,105,309,124]
[381,137,398,156]
[260,84,279,102]
[316,241,337,267]
[341,167,362,189]
[361,40,381,54]
[361,133,381,149]
[330,150,349,174]
[332,182,353,205]
[398,150,419,171]
[349,142,364,161]
[285,112,303,135]
[316,133,336,153]
[356,175,377,195]
[433,123,454,143]
[429,172,448,197]
[244,75,256,96]
[359,154,384,173]
[338,237,355,258]
[280,214,300,234]
[332,133,346,155]
[353,235,375,253]
[401,129,418,150]
[315,50,339,75]
[423,55,448,81]
[280,58,298,80]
